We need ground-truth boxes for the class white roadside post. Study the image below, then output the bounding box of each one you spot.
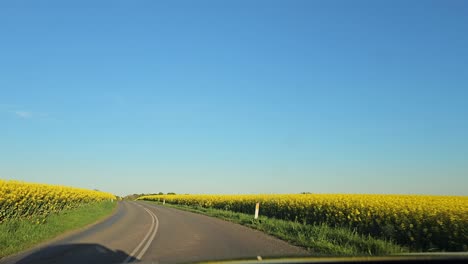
[163,199,166,205]
[254,202,260,219]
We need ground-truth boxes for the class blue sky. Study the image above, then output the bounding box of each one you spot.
[1,1,467,196]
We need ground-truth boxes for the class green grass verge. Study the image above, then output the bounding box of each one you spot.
[0,201,117,258]
[142,201,408,256]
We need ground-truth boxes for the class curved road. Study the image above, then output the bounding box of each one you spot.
[1,201,309,264]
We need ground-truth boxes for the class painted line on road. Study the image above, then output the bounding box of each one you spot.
[122,202,159,263]
[136,207,159,260]
[122,203,154,263]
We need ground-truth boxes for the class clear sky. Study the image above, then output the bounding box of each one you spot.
[1,1,467,196]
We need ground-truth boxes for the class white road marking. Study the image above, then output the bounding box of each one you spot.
[122,203,159,263]
[136,207,159,260]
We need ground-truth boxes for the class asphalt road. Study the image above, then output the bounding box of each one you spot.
[1,201,309,264]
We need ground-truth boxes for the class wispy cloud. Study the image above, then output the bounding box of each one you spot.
[2,104,50,120]
[15,111,33,118]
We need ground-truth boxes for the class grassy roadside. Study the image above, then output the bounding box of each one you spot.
[0,200,117,258]
[142,200,407,256]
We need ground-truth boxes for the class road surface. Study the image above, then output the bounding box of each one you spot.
[0,201,309,264]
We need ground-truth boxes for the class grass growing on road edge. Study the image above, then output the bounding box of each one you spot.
[142,201,407,256]
[0,201,116,259]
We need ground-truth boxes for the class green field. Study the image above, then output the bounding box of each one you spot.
[0,201,116,258]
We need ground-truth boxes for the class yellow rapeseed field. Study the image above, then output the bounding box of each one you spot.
[138,193,468,251]
[0,179,115,223]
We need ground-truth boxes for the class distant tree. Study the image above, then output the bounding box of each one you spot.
[167,192,176,195]
[123,193,144,200]
[158,192,164,195]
